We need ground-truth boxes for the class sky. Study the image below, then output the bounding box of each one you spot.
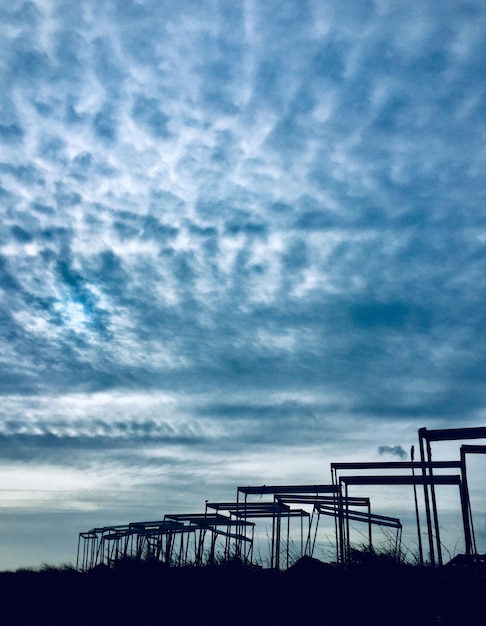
[1,0,486,571]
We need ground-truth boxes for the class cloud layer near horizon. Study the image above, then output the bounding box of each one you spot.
[1,0,486,568]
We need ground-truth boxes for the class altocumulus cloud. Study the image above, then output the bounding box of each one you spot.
[1,0,486,569]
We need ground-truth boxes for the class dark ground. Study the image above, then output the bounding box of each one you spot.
[0,556,484,625]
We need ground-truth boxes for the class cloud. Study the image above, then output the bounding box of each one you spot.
[378,445,408,460]
[0,124,25,143]
[131,95,171,138]
[92,104,118,142]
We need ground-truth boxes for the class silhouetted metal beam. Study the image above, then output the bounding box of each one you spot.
[238,484,339,495]
[420,426,486,442]
[316,504,401,529]
[276,495,370,506]
[340,475,461,486]
[331,461,462,470]
[460,444,486,555]
[340,473,465,566]
[206,501,291,513]
[419,426,486,566]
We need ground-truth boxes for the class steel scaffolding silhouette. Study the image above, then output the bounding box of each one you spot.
[418,426,486,566]
[77,425,486,570]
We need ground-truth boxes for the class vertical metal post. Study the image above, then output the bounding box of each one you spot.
[345,482,350,563]
[76,534,81,571]
[249,525,255,565]
[459,448,473,555]
[311,507,320,558]
[426,438,443,566]
[301,514,304,558]
[235,492,241,559]
[179,533,184,566]
[367,500,372,553]
[411,445,424,565]
[271,504,276,568]
[286,514,290,569]
[275,508,281,570]
[419,428,435,566]
[336,471,345,564]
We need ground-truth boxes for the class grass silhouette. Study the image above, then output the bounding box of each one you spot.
[1,551,485,625]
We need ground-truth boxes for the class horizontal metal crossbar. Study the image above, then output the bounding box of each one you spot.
[316,504,402,529]
[420,426,486,442]
[164,513,254,527]
[461,444,486,454]
[276,495,370,506]
[206,501,290,513]
[237,484,339,495]
[340,475,461,486]
[331,461,462,471]
[232,509,310,519]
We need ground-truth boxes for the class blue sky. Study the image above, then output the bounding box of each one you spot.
[1,0,486,570]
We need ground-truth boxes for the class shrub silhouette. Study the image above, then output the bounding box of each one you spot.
[0,554,485,625]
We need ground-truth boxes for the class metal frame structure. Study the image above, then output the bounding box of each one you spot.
[338,473,463,565]
[163,513,254,567]
[76,515,253,571]
[76,520,189,571]
[419,426,486,566]
[77,425,486,571]
[311,496,402,563]
[207,499,310,569]
[124,519,186,563]
[331,460,465,565]
[236,485,338,569]
[460,444,486,557]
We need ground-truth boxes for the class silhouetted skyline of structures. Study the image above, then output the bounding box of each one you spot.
[77,425,486,571]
